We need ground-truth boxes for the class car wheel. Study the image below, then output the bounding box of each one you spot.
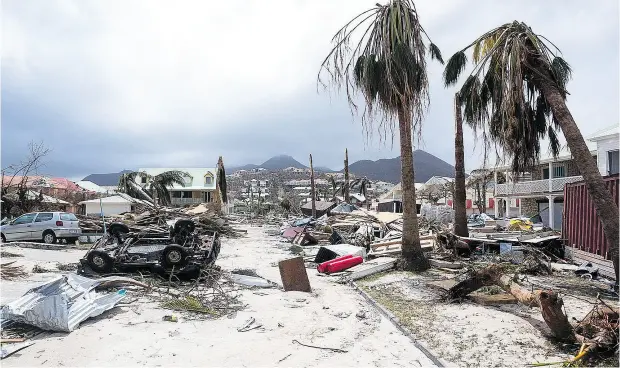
[1,234,5,243]
[42,231,56,244]
[204,238,221,266]
[86,250,114,273]
[161,245,189,269]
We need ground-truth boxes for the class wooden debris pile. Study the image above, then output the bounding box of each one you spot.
[76,205,243,237]
[0,262,27,280]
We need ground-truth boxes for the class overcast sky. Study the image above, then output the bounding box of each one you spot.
[2,0,618,181]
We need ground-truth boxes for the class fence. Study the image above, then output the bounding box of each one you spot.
[562,174,619,278]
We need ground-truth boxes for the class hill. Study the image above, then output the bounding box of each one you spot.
[82,170,133,186]
[260,155,306,170]
[345,150,454,183]
[231,155,308,172]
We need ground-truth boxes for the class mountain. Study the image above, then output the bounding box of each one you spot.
[261,155,306,170]
[345,150,455,183]
[82,170,133,186]
[231,155,308,172]
[314,166,334,173]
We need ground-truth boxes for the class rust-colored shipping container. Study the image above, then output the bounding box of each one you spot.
[563,175,619,273]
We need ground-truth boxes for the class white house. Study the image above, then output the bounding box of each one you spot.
[137,168,217,206]
[79,195,133,216]
[588,125,619,176]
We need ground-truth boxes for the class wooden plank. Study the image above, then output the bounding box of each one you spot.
[278,257,312,292]
[570,248,615,279]
[347,257,397,280]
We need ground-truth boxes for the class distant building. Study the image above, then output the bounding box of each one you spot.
[137,168,217,206]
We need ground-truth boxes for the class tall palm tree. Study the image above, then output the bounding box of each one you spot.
[149,170,188,206]
[453,93,468,237]
[444,21,619,280]
[319,0,443,270]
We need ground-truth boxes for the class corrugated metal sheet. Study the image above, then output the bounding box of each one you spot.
[1,274,135,332]
[563,174,619,260]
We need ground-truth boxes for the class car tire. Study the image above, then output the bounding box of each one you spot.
[0,234,6,243]
[42,231,56,244]
[87,250,114,273]
[161,245,189,269]
[204,238,221,266]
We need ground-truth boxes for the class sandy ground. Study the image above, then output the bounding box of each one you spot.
[358,269,618,367]
[1,226,436,367]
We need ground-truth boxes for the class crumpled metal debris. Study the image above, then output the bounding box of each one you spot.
[1,274,138,332]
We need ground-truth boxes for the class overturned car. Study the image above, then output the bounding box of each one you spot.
[78,219,220,276]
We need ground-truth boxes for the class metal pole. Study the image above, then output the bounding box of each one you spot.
[100,198,106,234]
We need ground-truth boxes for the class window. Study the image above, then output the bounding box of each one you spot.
[35,213,54,222]
[553,166,565,178]
[205,191,213,203]
[542,165,566,179]
[60,213,78,221]
[608,150,619,175]
[13,213,37,225]
[204,173,213,185]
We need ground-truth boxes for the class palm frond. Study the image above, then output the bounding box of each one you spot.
[443,51,467,86]
[429,43,444,64]
[550,57,571,92]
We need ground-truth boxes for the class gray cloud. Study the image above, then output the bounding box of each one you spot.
[2,0,618,180]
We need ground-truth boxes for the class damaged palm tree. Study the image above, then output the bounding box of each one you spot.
[448,264,618,364]
[318,0,444,271]
[443,20,619,281]
[213,156,228,214]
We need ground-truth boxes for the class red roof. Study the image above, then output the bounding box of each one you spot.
[1,175,83,192]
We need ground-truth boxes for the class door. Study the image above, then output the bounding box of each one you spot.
[31,212,54,240]
[5,213,37,241]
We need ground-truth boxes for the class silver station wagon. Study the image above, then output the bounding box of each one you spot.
[0,212,81,244]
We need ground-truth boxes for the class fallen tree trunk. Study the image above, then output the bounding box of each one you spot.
[448,264,573,340]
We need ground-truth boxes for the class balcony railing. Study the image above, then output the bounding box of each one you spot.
[495,175,583,196]
[171,198,205,205]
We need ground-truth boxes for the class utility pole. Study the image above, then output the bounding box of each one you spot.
[344,148,350,204]
[310,154,316,218]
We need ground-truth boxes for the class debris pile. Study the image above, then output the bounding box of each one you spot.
[0,262,27,281]
[77,205,243,238]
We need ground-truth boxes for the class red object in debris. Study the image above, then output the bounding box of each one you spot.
[317,254,354,273]
[324,256,363,274]
[447,199,453,207]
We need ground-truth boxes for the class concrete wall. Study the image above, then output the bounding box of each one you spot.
[84,202,131,216]
[596,135,619,175]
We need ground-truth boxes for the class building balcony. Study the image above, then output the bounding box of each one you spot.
[171,197,205,205]
[495,175,583,197]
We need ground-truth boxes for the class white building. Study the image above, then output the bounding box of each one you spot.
[137,168,217,206]
[588,125,619,176]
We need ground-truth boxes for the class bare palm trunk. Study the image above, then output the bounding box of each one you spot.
[541,85,619,282]
[309,154,316,218]
[398,108,429,271]
[453,94,469,237]
[344,149,350,204]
